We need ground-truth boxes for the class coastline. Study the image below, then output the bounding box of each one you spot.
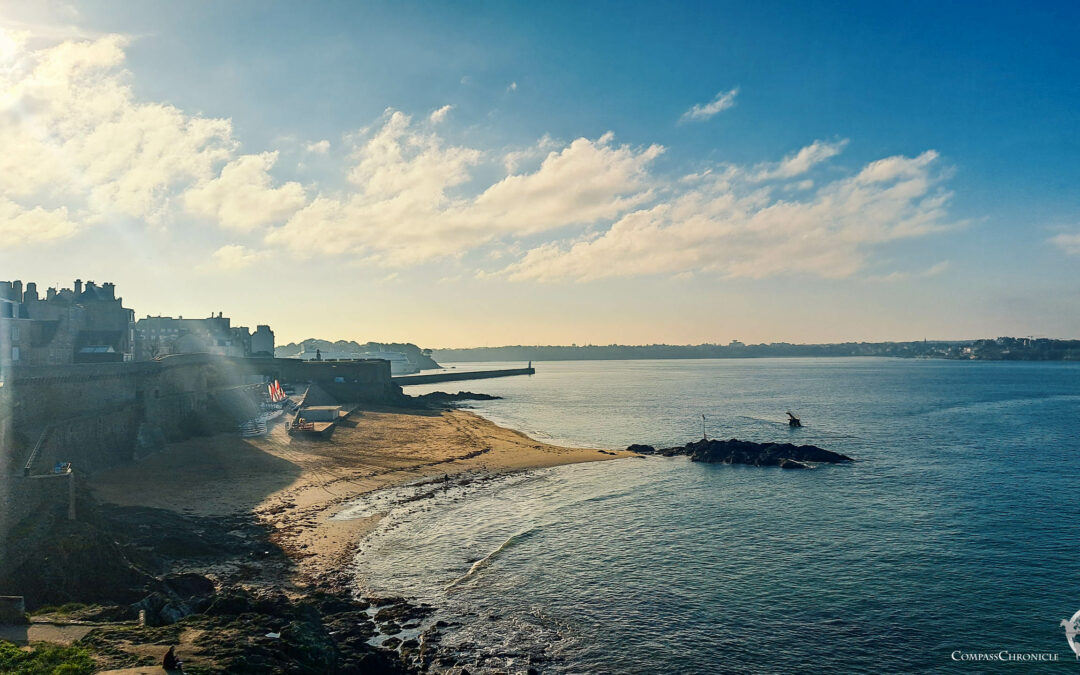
[79,404,631,671]
[93,406,631,586]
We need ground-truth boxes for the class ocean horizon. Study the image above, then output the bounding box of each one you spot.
[346,357,1080,672]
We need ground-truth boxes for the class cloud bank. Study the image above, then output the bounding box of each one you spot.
[1,33,955,284]
[502,150,951,281]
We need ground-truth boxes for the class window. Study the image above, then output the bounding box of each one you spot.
[10,325,18,341]
[11,347,19,362]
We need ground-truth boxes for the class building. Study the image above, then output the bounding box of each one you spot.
[251,325,275,357]
[0,279,135,365]
[135,313,260,360]
[0,296,32,368]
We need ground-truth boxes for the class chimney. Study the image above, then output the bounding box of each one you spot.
[102,282,115,300]
[12,280,22,302]
[47,287,57,301]
[74,279,83,296]
[24,282,38,301]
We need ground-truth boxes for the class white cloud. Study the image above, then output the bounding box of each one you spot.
[183,152,306,231]
[1050,231,1080,256]
[265,114,663,265]
[507,81,517,92]
[502,134,559,173]
[0,33,236,233]
[923,260,950,277]
[0,34,959,286]
[501,150,953,282]
[345,109,481,199]
[468,133,663,234]
[429,105,453,124]
[0,32,313,248]
[0,196,77,244]
[755,139,848,180]
[209,244,267,270]
[866,260,950,282]
[680,87,738,123]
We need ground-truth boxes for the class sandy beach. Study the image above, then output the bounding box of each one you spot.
[91,405,632,588]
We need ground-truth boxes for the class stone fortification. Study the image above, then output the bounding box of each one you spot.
[0,354,397,550]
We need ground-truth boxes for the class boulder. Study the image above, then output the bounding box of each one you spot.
[0,596,26,624]
[162,573,215,599]
[132,592,191,626]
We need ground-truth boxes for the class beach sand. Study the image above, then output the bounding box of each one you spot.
[91,406,631,586]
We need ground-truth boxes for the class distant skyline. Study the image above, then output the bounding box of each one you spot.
[1,1,1078,347]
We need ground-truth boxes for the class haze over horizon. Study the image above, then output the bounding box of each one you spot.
[1,1,1078,347]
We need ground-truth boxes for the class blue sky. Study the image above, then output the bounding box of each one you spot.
[0,1,1077,345]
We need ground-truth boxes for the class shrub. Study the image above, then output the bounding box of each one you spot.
[0,640,95,675]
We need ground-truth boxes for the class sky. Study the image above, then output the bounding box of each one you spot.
[0,0,1078,347]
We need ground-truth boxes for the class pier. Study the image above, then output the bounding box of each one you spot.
[393,366,535,386]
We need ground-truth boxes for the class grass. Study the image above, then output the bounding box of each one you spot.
[27,604,87,617]
[0,640,95,675]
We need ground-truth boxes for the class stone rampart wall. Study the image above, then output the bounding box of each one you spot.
[0,354,396,544]
[0,472,70,575]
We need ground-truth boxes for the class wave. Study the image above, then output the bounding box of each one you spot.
[445,527,541,590]
[917,394,1080,418]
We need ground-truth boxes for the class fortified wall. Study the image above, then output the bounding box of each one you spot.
[0,354,397,551]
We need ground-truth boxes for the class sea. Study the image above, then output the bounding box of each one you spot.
[340,358,1080,673]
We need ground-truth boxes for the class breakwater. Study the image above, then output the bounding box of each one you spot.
[393,366,534,386]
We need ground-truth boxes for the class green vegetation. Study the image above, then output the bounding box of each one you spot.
[0,641,95,675]
[29,604,87,617]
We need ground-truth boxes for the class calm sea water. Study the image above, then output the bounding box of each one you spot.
[348,358,1080,673]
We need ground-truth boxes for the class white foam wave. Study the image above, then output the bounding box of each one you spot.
[445,527,541,590]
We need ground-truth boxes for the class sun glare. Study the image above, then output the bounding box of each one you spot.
[0,26,19,63]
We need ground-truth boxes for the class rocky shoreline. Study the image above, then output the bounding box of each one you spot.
[2,403,628,673]
[4,489,500,673]
[628,438,854,469]
[3,494,420,672]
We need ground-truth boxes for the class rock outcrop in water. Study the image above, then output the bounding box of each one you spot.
[412,391,503,404]
[628,439,854,469]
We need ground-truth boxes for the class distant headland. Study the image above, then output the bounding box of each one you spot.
[431,337,1080,363]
